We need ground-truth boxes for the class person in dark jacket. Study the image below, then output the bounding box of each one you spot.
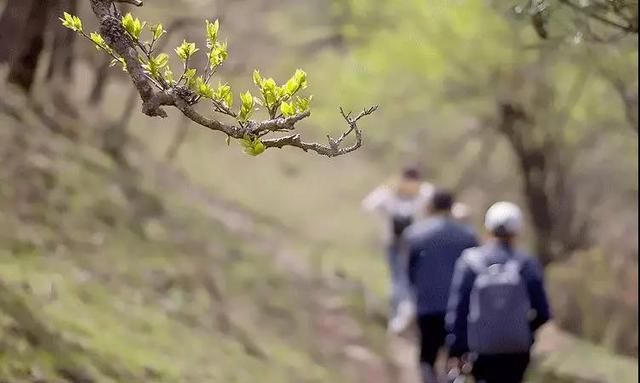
[446,201,551,383]
[405,189,479,383]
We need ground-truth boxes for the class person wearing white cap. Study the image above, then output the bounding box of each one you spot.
[446,201,551,383]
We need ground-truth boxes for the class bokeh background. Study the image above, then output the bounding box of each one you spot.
[0,0,637,382]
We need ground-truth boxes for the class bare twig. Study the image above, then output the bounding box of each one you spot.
[262,106,377,157]
[115,0,143,6]
[87,0,375,157]
[557,0,638,33]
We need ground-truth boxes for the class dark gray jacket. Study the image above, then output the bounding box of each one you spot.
[406,217,479,316]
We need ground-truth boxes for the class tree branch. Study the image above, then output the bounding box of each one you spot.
[557,0,638,33]
[86,0,375,157]
[115,0,143,6]
[262,106,377,157]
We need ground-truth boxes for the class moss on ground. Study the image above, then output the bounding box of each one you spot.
[0,111,346,383]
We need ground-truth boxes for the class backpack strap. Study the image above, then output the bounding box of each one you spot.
[503,248,528,273]
[463,245,527,275]
[462,247,488,275]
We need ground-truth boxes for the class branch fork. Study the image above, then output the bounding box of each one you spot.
[87,0,376,157]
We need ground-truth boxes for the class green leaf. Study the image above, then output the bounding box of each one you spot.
[280,101,296,117]
[224,90,233,108]
[253,70,263,86]
[153,53,169,70]
[194,77,214,99]
[205,19,220,48]
[89,32,110,53]
[240,91,254,107]
[238,91,255,122]
[263,78,276,92]
[294,95,312,113]
[142,53,170,78]
[208,42,228,70]
[283,69,307,97]
[121,13,145,39]
[183,68,197,87]
[175,40,199,61]
[163,67,174,84]
[184,68,197,80]
[187,73,201,90]
[240,135,266,156]
[284,78,299,97]
[60,12,83,32]
[110,57,128,72]
[214,83,233,108]
[294,69,308,90]
[261,78,278,107]
[151,24,166,41]
[252,140,266,156]
[60,12,74,29]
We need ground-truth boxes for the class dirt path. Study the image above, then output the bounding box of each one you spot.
[129,148,419,383]
[132,146,569,383]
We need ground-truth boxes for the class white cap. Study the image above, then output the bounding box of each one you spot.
[484,201,523,235]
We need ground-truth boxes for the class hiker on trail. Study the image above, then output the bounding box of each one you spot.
[361,165,434,330]
[404,189,479,383]
[446,201,551,383]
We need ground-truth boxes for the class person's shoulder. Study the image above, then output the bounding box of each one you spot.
[448,220,478,239]
[456,246,484,272]
[404,218,438,241]
[515,249,544,275]
[404,220,428,240]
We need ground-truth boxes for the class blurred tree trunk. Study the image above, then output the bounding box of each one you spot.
[493,54,592,268]
[46,0,77,81]
[0,0,32,64]
[497,101,589,267]
[89,57,111,104]
[6,0,52,92]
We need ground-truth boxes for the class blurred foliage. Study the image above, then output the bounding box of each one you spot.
[1,0,638,381]
[281,0,638,355]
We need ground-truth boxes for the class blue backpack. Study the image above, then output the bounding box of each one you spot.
[463,247,532,354]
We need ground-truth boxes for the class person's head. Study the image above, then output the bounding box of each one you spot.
[395,165,422,197]
[400,165,421,182]
[484,201,523,241]
[452,202,471,223]
[428,189,455,215]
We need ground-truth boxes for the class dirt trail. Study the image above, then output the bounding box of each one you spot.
[129,148,419,383]
[132,146,564,383]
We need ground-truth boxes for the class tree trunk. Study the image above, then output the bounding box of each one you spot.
[0,0,33,64]
[89,57,111,104]
[7,0,52,92]
[46,0,77,81]
[497,102,587,267]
